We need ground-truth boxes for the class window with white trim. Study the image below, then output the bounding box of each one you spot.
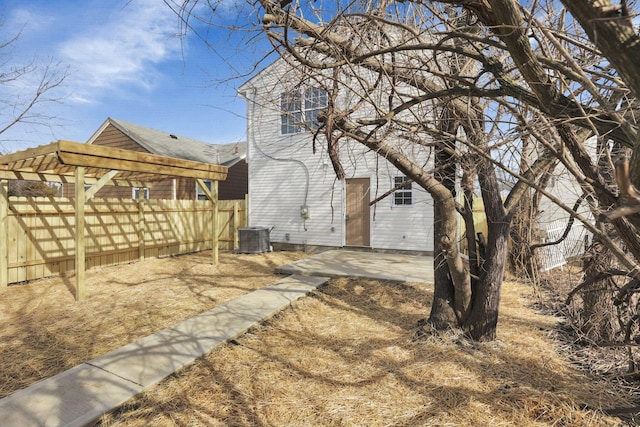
[133,187,150,199]
[281,87,328,134]
[393,176,412,206]
[196,179,212,200]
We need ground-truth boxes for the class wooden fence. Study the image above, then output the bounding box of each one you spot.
[459,197,488,255]
[4,197,247,285]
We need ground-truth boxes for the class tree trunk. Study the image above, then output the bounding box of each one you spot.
[507,135,551,278]
[508,190,535,277]
[465,209,511,341]
[429,107,471,330]
[581,237,621,342]
[578,140,622,342]
[464,128,511,341]
[430,200,460,329]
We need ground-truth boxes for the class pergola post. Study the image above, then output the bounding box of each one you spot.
[212,180,219,265]
[0,179,8,288]
[75,167,86,301]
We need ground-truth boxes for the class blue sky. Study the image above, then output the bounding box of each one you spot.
[0,0,268,154]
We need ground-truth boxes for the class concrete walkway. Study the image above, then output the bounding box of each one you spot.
[0,274,328,427]
[276,249,434,283]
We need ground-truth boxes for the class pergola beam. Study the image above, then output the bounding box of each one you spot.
[56,140,226,180]
[0,169,151,188]
[0,144,57,164]
[59,152,222,180]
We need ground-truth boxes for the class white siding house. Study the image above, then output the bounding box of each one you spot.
[238,59,435,253]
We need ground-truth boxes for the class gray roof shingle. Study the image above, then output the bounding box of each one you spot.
[101,118,245,167]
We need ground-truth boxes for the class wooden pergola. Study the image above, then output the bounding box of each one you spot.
[0,140,228,301]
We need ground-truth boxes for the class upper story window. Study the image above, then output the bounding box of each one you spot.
[393,176,413,206]
[281,87,328,135]
[196,179,213,200]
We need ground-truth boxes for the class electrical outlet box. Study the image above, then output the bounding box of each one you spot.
[300,205,310,219]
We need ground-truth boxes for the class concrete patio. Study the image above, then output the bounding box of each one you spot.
[276,249,434,283]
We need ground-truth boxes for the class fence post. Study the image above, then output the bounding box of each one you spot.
[0,179,8,287]
[233,200,239,250]
[245,193,249,226]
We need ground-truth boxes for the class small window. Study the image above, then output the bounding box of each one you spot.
[133,187,150,199]
[196,180,213,200]
[393,176,412,206]
[281,87,327,134]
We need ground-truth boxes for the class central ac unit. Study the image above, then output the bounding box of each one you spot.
[238,227,271,254]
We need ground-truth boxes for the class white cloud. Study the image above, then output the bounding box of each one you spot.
[57,0,183,102]
[5,6,55,36]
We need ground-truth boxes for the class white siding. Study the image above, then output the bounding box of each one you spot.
[369,161,434,251]
[241,59,434,252]
[538,166,587,224]
[537,136,596,229]
[249,140,345,247]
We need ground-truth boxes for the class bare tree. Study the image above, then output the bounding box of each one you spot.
[8,180,59,197]
[0,22,68,153]
[174,0,640,343]
[251,1,571,340]
[254,0,640,341]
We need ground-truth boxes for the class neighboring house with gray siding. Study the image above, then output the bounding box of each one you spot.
[62,118,247,200]
[239,59,435,253]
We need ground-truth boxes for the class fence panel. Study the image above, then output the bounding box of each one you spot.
[5,197,247,285]
[538,219,589,272]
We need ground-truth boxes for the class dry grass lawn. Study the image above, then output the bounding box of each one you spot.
[0,251,636,425]
[0,251,306,399]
